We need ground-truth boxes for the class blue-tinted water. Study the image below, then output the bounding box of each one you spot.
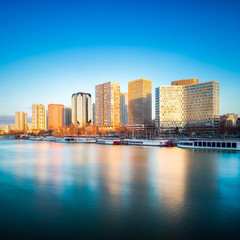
[0,140,240,239]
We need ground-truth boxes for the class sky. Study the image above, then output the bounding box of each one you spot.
[0,0,240,124]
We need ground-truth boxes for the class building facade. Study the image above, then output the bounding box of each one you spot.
[64,107,72,127]
[15,111,27,131]
[95,82,120,127]
[155,85,185,129]
[9,124,16,131]
[71,92,92,127]
[120,92,128,125]
[128,79,152,125]
[220,113,238,128]
[155,79,220,134]
[32,104,46,130]
[2,125,9,133]
[92,102,96,125]
[48,104,64,130]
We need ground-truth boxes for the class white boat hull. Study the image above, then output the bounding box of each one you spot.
[75,138,97,143]
[178,140,240,151]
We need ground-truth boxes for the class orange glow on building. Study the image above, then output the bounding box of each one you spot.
[171,78,199,86]
[48,104,64,130]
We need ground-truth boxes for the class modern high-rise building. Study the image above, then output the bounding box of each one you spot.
[155,79,220,133]
[48,104,64,130]
[64,107,72,127]
[128,79,152,125]
[92,102,96,125]
[32,104,46,130]
[95,82,120,127]
[120,92,128,125]
[15,111,27,131]
[71,92,92,127]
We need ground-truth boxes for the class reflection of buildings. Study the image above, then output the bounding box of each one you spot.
[155,79,219,134]
[71,92,92,127]
[32,104,46,130]
[64,106,72,127]
[15,111,27,131]
[128,79,152,125]
[120,92,128,125]
[48,104,64,130]
[152,148,188,209]
[95,82,120,127]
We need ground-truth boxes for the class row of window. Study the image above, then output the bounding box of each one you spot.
[181,141,237,148]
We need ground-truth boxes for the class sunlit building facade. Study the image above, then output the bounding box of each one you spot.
[2,125,9,133]
[48,104,64,130]
[155,86,185,129]
[95,82,120,127]
[225,113,238,127]
[71,92,92,127]
[120,92,128,125]
[155,79,220,133]
[15,111,27,131]
[171,78,199,86]
[9,123,16,131]
[128,79,152,125]
[32,104,46,130]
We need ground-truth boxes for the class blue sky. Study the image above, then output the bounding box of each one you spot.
[0,0,240,123]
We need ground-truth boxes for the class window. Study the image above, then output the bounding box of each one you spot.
[212,142,216,147]
[227,143,231,148]
[203,142,206,147]
[222,142,226,148]
[199,142,202,147]
[207,142,211,147]
[217,142,220,148]
[232,143,237,148]
[194,142,197,146]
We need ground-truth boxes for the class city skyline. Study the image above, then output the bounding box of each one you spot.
[1,0,240,122]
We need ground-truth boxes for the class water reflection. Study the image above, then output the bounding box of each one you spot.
[150,148,189,210]
[0,140,240,239]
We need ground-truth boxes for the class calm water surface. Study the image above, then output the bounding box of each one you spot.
[0,140,240,239]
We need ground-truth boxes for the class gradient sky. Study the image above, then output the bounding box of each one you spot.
[0,0,240,124]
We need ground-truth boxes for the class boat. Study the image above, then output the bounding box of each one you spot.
[177,140,240,151]
[43,136,55,141]
[55,137,76,143]
[75,137,97,143]
[29,136,44,141]
[97,139,121,145]
[122,139,174,147]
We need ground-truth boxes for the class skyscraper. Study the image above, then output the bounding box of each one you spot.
[48,104,64,130]
[120,92,128,125]
[92,101,96,125]
[32,104,46,130]
[71,92,92,127]
[15,111,27,131]
[64,107,72,127]
[155,79,220,133]
[95,82,120,127]
[128,79,152,125]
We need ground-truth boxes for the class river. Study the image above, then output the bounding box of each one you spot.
[0,140,240,239]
